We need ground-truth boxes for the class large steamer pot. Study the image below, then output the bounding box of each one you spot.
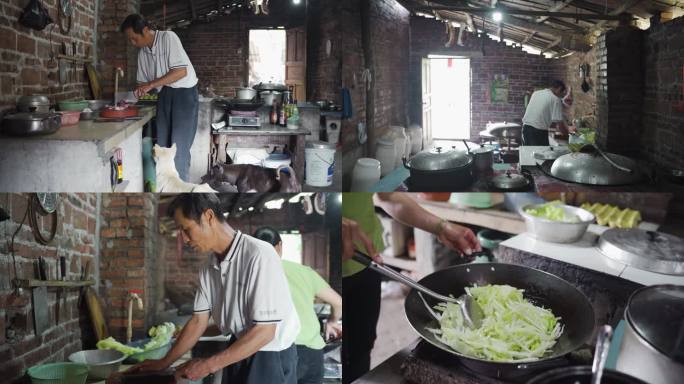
[403,147,474,191]
[1,112,61,136]
[616,285,684,384]
[526,366,648,384]
[260,91,282,107]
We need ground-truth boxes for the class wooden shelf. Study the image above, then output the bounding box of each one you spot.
[56,54,93,64]
[14,279,95,289]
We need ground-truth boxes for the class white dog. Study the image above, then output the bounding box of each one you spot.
[153,144,217,193]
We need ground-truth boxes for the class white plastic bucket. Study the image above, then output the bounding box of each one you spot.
[305,144,336,187]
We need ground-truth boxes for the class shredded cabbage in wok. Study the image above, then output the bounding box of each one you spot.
[427,284,563,362]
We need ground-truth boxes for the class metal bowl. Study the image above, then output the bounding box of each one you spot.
[80,110,100,120]
[519,203,595,243]
[86,99,109,111]
[68,349,126,380]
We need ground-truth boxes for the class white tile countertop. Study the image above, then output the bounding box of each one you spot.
[500,222,684,286]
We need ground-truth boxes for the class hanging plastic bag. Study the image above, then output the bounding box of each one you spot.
[19,0,53,31]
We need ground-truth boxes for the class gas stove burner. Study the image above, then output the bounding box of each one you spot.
[228,114,261,128]
[230,110,258,117]
[402,341,591,384]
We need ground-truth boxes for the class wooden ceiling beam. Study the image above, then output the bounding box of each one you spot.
[415,6,627,20]
[537,0,575,23]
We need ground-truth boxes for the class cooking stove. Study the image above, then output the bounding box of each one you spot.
[400,341,592,384]
[228,110,261,128]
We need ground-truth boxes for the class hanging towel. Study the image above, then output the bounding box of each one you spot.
[342,88,353,119]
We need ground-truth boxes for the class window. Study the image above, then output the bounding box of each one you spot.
[249,30,287,86]
[281,233,302,264]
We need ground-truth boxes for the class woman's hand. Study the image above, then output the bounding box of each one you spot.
[435,221,481,256]
[342,217,383,264]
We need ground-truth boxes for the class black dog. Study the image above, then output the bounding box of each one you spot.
[202,164,301,193]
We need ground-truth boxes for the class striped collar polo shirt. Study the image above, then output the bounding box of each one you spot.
[193,231,301,352]
[136,30,198,90]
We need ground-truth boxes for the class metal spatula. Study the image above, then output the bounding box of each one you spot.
[352,251,484,329]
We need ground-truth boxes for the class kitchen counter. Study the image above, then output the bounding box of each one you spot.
[0,107,154,192]
[213,124,310,136]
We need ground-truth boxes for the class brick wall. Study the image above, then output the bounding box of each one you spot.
[306,0,342,103]
[0,0,97,113]
[410,16,564,140]
[97,0,141,99]
[99,194,159,341]
[554,46,598,127]
[595,26,644,156]
[0,193,97,383]
[172,1,305,97]
[641,16,684,169]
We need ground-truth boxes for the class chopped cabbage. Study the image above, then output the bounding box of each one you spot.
[96,322,176,355]
[96,337,143,356]
[524,201,579,223]
[427,284,563,362]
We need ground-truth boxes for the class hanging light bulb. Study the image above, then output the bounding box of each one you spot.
[293,0,301,4]
[492,11,503,22]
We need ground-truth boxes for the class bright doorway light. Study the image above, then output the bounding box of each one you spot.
[281,233,302,264]
[493,11,503,22]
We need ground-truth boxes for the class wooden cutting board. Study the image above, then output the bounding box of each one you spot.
[85,286,109,341]
[86,63,102,100]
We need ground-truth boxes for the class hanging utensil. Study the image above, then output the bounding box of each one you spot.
[353,250,483,329]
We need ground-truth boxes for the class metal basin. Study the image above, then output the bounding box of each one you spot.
[550,152,642,185]
[69,349,126,380]
[520,204,595,243]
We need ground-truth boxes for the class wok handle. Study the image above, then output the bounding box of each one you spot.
[353,251,457,304]
[591,325,613,384]
[462,139,471,152]
[592,144,633,173]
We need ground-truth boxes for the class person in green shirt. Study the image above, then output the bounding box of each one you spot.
[341,193,481,384]
[254,227,343,384]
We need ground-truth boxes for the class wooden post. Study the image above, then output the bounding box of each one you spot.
[361,0,376,157]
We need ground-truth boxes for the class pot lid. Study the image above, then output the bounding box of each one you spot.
[18,95,50,104]
[490,171,530,189]
[407,147,471,171]
[253,82,288,92]
[550,152,642,185]
[471,145,494,154]
[534,146,570,161]
[598,228,684,275]
[4,112,58,121]
[625,285,684,363]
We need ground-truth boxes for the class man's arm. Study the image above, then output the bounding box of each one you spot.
[316,287,342,322]
[150,67,187,88]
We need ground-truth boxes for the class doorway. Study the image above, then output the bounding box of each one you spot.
[248,28,307,101]
[422,56,471,140]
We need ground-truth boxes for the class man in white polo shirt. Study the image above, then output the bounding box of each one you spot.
[128,194,300,383]
[521,80,570,146]
[120,14,198,181]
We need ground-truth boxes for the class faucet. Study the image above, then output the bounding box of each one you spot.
[114,66,125,106]
[126,290,144,343]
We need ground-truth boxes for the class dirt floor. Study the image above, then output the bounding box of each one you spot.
[370,282,417,369]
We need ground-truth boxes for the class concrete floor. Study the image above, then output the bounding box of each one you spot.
[370,282,417,369]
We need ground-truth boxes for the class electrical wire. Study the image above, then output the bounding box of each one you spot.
[8,201,29,283]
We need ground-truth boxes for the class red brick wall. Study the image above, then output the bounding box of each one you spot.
[99,193,159,341]
[306,0,342,103]
[641,16,684,169]
[0,193,97,383]
[554,46,598,127]
[410,16,564,140]
[0,0,98,113]
[171,1,305,97]
[97,0,141,99]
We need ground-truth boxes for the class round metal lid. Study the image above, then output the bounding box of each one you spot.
[550,152,642,185]
[626,285,684,362]
[406,147,471,171]
[598,229,684,275]
[534,146,570,161]
[490,171,530,189]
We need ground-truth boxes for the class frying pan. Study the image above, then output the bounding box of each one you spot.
[403,263,595,379]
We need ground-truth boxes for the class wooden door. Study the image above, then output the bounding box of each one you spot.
[286,27,307,102]
[301,231,329,282]
[421,58,432,148]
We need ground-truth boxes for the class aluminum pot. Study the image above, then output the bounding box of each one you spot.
[1,112,61,136]
[236,87,257,100]
[17,95,51,113]
[403,146,474,191]
[616,285,684,384]
[519,203,595,243]
[260,91,282,107]
[463,140,494,174]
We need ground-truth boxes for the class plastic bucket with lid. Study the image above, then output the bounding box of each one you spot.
[305,141,336,187]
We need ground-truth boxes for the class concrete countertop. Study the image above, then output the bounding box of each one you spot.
[0,106,155,155]
[213,124,310,136]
